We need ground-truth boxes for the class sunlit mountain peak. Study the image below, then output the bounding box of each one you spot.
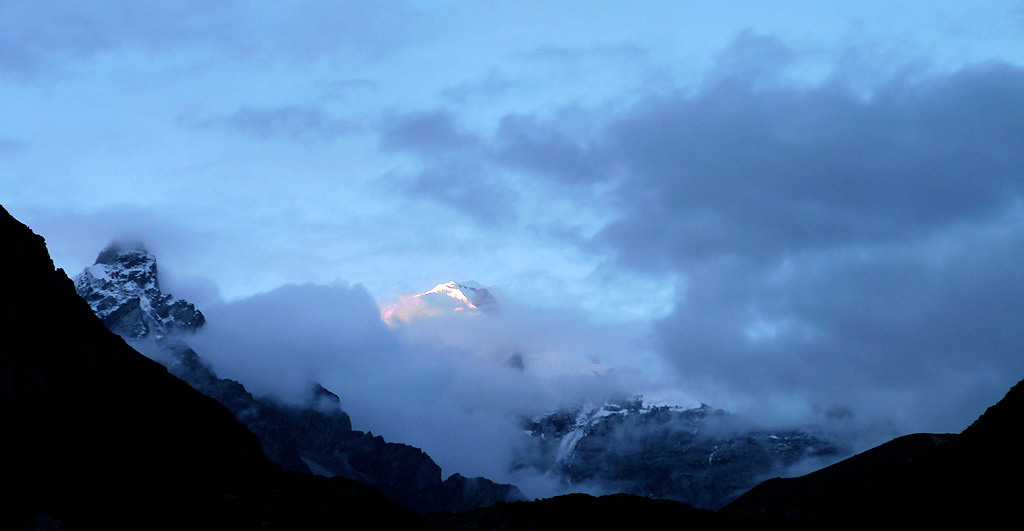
[381,280,500,326]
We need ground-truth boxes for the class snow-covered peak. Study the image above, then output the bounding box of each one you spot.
[422,281,500,313]
[82,243,160,293]
[381,280,501,326]
[74,242,204,340]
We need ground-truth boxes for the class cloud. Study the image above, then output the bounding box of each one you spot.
[379,110,519,225]
[221,105,358,142]
[440,69,514,104]
[18,206,214,277]
[654,209,1024,432]
[493,113,611,184]
[597,61,1024,269]
[0,139,24,154]
[520,42,649,63]
[575,48,1024,432]
[190,282,395,402]
[380,110,480,155]
[386,162,519,226]
[383,34,1024,436]
[0,1,423,75]
[183,279,668,493]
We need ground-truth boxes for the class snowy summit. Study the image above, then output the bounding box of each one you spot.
[74,242,205,340]
[381,280,500,326]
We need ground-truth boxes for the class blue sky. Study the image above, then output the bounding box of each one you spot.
[4,1,1024,487]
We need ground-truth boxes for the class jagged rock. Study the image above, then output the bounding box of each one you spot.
[74,242,205,339]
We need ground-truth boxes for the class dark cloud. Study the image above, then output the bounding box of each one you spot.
[385,162,519,226]
[493,113,610,184]
[380,110,480,155]
[582,54,1024,433]
[401,34,1023,436]
[378,110,519,225]
[0,139,25,154]
[520,42,649,63]
[655,212,1024,432]
[222,105,358,142]
[320,78,380,101]
[701,31,798,88]
[599,61,1024,269]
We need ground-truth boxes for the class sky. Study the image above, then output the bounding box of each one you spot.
[3,1,1024,493]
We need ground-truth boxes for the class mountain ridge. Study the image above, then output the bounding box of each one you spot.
[0,204,415,530]
[73,243,524,514]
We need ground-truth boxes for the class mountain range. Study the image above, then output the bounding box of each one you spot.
[383,279,847,509]
[73,243,523,514]
[518,399,842,510]
[3,203,1021,529]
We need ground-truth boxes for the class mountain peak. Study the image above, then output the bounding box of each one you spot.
[423,280,500,314]
[381,280,501,326]
[75,243,204,339]
[94,240,152,265]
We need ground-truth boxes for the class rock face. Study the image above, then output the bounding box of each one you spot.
[74,242,205,339]
[518,398,843,510]
[0,205,412,530]
[74,244,523,513]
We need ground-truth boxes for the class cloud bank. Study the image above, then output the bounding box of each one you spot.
[187,281,666,493]
[373,38,1024,434]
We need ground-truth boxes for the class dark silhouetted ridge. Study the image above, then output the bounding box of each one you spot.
[0,205,413,530]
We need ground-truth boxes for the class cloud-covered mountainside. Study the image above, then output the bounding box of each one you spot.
[518,400,841,510]
[6,204,1024,529]
[9,21,1024,454]
[73,243,523,513]
[75,242,862,508]
[378,57,1024,436]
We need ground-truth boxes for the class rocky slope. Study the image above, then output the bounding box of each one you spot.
[518,398,844,510]
[74,242,205,339]
[73,244,522,513]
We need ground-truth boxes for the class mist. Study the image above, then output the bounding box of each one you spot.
[186,280,676,493]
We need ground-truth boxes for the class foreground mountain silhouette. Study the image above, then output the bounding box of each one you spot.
[0,205,735,530]
[0,205,413,530]
[724,382,1024,527]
